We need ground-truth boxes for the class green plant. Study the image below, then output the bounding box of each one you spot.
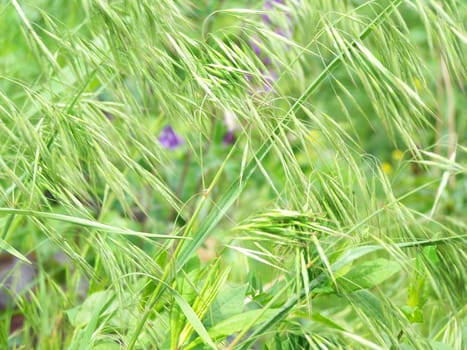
[0,0,465,349]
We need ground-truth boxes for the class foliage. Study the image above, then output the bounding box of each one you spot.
[0,0,465,349]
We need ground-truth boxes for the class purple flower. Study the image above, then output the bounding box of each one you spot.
[261,69,279,92]
[275,28,286,37]
[159,125,184,150]
[262,1,273,22]
[249,37,262,57]
[262,0,286,23]
[223,130,236,146]
[245,0,294,94]
[103,110,114,121]
[222,110,237,146]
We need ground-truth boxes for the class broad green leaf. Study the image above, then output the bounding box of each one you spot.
[66,291,114,327]
[208,309,279,339]
[337,258,401,292]
[204,284,247,327]
[68,292,115,350]
[347,290,389,327]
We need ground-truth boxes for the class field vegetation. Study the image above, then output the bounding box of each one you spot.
[0,0,465,349]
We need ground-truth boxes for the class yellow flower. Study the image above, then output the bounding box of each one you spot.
[414,78,423,92]
[306,130,321,145]
[381,162,392,175]
[392,149,403,161]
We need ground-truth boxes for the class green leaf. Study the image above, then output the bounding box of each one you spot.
[66,291,115,328]
[347,290,389,327]
[400,340,455,350]
[311,312,346,331]
[93,342,121,350]
[0,238,30,264]
[204,284,247,327]
[208,309,279,339]
[337,258,401,292]
[315,258,401,294]
[67,292,115,350]
[401,305,423,323]
[173,293,217,350]
[427,341,455,350]
[0,208,186,239]
[422,245,439,266]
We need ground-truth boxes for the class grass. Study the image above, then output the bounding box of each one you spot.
[0,0,465,349]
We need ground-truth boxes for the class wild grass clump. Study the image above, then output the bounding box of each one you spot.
[0,0,465,349]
